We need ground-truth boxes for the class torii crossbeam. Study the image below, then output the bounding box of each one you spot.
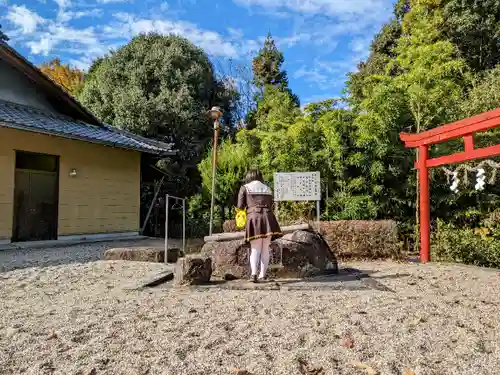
[400,108,500,263]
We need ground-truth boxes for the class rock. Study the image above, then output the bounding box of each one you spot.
[103,247,164,263]
[201,230,338,279]
[297,358,325,375]
[201,239,250,279]
[273,230,338,278]
[166,248,180,263]
[174,255,212,285]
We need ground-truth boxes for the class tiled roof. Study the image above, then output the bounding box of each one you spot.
[1,42,103,125]
[0,100,175,155]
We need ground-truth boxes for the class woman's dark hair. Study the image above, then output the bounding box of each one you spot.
[244,168,264,183]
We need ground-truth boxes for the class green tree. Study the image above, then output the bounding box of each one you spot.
[252,33,288,89]
[198,136,253,208]
[78,33,237,195]
[459,66,500,154]
[197,0,500,247]
[346,15,403,106]
[443,0,500,72]
[343,0,473,239]
[247,33,299,129]
[461,66,500,117]
[254,85,301,132]
[394,0,411,22]
[0,24,8,43]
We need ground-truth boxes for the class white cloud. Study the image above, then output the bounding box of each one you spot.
[293,58,353,91]
[57,8,103,23]
[6,2,104,57]
[26,37,56,55]
[97,0,132,3]
[233,0,393,54]
[2,0,385,96]
[28,23,108,57]
[24,22,105,58]
[294,66,331,89]
[69,56,94,70]
[53,0,71,9]
[6,6,45,34]
[294,52,371,92]
[301,93,340,107]
[104,13,242,58]
[233,0,390,19]
[228,28,244,40]
[4,2,252,69]
[350,37,372,54]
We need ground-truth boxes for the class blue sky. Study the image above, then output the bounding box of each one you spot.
[0,0,396,104]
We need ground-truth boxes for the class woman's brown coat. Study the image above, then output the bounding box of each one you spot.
[237,180,282,242]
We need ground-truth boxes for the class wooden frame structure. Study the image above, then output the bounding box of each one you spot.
[400,108,500,263]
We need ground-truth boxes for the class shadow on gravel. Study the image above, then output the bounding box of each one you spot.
[156,267,404,292]
[273,268,401,292]
[0,238,166,273]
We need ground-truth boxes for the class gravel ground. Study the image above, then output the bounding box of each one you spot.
[0,238,178,273]
[0,260,499,375]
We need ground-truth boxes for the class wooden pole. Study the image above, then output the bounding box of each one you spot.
[418,145,430,263]
[140,176,165,235]
[209,120,220,236]
[164,194,169,264]
[204,223,310,242]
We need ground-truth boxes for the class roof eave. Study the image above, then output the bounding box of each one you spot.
[0,43,102,126]
[0,121,176,155]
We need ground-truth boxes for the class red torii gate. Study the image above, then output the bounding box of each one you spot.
[400,108,500,263]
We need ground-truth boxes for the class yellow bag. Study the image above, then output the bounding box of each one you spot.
[235,208,247,229]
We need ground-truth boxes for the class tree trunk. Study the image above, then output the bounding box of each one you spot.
[220,204,225,222]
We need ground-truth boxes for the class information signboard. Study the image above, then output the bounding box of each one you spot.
[273,172,321,201]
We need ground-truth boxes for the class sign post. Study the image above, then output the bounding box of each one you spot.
[273,171,321,230]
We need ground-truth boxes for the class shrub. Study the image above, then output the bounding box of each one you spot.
[432,220,500,268]
[185,194,222,238]
[222,219,402,260]
[320,220,401,260]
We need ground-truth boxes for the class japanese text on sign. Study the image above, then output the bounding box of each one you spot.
[273,172,321,201]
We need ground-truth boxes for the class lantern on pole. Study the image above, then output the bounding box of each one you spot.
[207,106,223,236]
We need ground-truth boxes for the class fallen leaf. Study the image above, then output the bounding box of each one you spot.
[342,332,355,349]
[352,361,378,375]
[232,368,253,375]
[403,369,416,375]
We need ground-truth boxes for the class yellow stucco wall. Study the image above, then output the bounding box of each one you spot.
[0,127,141,241]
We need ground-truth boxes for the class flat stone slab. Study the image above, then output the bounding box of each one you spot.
[104,247,167,263]
[156,268,394,292]
[123,267,175,290]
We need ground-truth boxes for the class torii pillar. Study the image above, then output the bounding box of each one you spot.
[400,108,500,263]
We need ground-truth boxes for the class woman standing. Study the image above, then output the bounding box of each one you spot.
[237,169,282,282]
